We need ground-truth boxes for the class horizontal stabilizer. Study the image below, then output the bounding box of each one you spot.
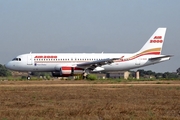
[149,55,173,61]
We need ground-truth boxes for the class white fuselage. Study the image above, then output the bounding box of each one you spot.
[5,53,170,72]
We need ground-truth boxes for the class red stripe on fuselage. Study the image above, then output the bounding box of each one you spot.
[114,51,161,62]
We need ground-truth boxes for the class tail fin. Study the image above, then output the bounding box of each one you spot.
[137,28,167,55]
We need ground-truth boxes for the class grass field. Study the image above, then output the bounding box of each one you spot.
[0,80,180,120]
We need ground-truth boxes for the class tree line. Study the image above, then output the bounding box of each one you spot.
[0,64,12,77]
[131,69,179,79]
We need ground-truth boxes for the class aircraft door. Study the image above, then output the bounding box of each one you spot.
[27,54,33,65]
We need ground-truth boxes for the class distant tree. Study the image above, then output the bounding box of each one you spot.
[31,72,52,77]
[155,72,163,79]
[0,64,12,76]
[137,69,145,77]
[144,70,155,76]
[129,71,136,78]
[162,72,178,79]
[176,67,180,75]
[135,69,179,79]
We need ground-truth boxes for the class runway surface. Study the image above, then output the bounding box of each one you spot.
[0,80,180,87]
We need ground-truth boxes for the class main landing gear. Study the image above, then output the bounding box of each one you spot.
[83,72,88,79]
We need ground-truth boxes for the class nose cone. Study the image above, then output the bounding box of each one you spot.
[5,62,11,69]
[5,61,14,70]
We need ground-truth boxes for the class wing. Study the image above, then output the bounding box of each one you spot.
[77,58,119,70]
[149,55,173,61]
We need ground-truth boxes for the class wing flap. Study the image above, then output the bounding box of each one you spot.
[77,58,119,69]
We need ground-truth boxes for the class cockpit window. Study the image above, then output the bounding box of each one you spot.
[12,58,21,61]
[12,58,18,61]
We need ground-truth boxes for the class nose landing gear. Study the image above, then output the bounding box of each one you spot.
[27,72,31,80]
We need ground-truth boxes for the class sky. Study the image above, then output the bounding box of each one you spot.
[0,0,180,73]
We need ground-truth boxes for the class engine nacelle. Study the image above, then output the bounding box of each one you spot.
[52,66,84,77]
[92,67,105,72]
[52,71,70,77]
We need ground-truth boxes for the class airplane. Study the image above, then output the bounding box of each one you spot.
[5,28,172,79]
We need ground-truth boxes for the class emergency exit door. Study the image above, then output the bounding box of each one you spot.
[27,54,32,65]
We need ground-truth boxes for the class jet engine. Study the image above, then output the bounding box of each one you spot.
[52,66,84,77]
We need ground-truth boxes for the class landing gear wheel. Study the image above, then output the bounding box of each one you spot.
[27,76,31,80]
[83,72,88,79]
[27,72,32,80]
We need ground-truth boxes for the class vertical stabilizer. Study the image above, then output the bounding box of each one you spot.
[137,28,166,55]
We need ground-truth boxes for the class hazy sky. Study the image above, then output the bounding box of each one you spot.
[0,0,180,72]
